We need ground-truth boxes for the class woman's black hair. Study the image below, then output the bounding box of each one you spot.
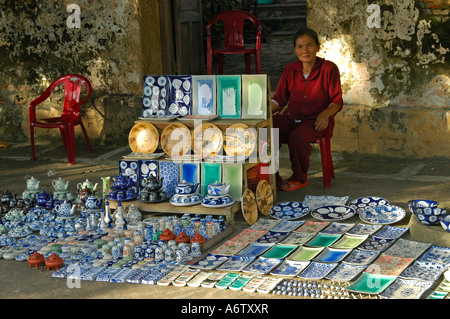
[293,28,319,46]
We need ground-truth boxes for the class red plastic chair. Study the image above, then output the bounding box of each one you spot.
[206,10,262,75]
[29,74,92,165]
[315,118,336,188]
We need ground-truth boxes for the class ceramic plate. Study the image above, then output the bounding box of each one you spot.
[303,195,349,211]
[379,278,434,299]
[160,123,191,157]
[375,225,409,239]
[331,234,368,249]
[255,180,273,216]
[358,236,397,252]
[359,205,406,225]
[201,195,235,208]
[295,220,330,233]
[320,222,355,235]
[346,223,382,236]
[343,249,380,266]
[192,123,223,158]
[138,115,179,121]
[270,220,304,233]
[255,231,290,244]
[287,246,324,261]
[270,260,310,277]
[297,261,338,280]
[216,256,256,272]
[306,233,342,248]
[223,123,257,157]
[279,232,316,246]
[243,276,269,293]
[348,196,390,214]
[210,240,248,256]
[419,245,450,264]
[236,242,273,257]
[314,247,352,263]
[241,188,258,225]
[325,263,367,282]
[400,260,448,282]
[346,272,397,295]
[229,229,267,244]
[189,254,229,270]
[128,122,159,154]
[243,256,283,275]
[269,201,310,220]
[365,254,415,277]
[384,238,431,259]
[178,115,218,122]
[311,205,355,221]
[261,244,297,259]
[248,218,281,231]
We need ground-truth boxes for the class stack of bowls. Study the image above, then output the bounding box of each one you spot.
[408,199,447,226]
[438,215,450,232]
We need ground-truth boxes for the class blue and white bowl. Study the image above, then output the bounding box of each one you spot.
[408,199,439,211]
[413,208,447,226]
[438,215,450,232]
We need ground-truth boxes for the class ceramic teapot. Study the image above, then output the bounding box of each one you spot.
[54,200,76,218]
[175,180,199,195]
[207,181,231,197]
[84,195,102,210]
[111,174,132,190]
[52,178,70,192]
[26,177,41,191]
[143,175,164,191]
[77,179,98,193]
[37,191,50,206]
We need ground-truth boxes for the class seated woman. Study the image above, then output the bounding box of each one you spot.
[271,28,344,191]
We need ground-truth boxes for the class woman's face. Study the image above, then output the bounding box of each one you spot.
[294,34,320,64]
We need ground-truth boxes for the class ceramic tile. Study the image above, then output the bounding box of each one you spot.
[343,249,380,266]
[217,75,241,119]
[331,234,368,249]
[270,220,305,233]
[325,263,367,281]
[201,162,222,196]
[255,231,290,244]
[346,223,382,236]
[379,277,434,299]
[320,222,355,235]
[279,232,317,246]
[295,220,330,233]
[365,253,415,277]
[270,260,310,277]
[167,75,192,117]
[210,240,248,256]
[287,246,324,262]
[297,261,338,280]
[346,272,397,295]
[179,162,200,185]
[222,163,243,199]
[216,256,256,272]
[229,229,267,244]
[384,238,431,259]
[159,161,179,198]
[375,225,409,239]
[119,160,138,188]
[261,244,297,259]
[306,233,341,248]
[248,218,281,231]
[189,254,229,270]
[142,75,169,117]
[399,260,448,281]
[243,256,283,274]
[358,236,397,252]
[314,247,352,263]
[241,74,267,120]
[419,245,450,264]
[236,242,273,257]
[138,160,158,193]
[192,75,216,116]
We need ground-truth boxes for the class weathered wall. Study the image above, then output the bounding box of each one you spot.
[0,0,162,145]
[307,0,449,158]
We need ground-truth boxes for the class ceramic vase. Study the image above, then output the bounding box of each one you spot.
[104,201,113,228]
[114,202,127,230]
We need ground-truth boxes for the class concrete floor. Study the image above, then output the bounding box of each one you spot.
[1,141,450,302]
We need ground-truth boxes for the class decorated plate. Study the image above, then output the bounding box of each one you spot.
[311,205,355,221]
[314,247,352,263]
[223,123,257,157]
[303,195,349,211]
[255,180,273,216]
[128,122,159,154]
[192,123,223,158]
[346,272,397,295]
[325,263,367,282]
[269,201,310,220]
[348,196,390,214]
[243,256,283,275]
[160,123,191,157]
[359,205,406,225]
[241,188,258,225]
[270,260,310,277]
[379,278,434,299]
[298,261,338,280]
[270,220,304,233]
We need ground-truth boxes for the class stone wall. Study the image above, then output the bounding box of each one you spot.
[307,0,449,158]
[0,0,162,145]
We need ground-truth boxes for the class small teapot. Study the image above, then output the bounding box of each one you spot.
[143,175,163,191]
[54,200,76,218]
[111,174,132,190]
[84,195,102,210]
[207,181,231,197]
[175,180,199,195]
[77,179,98,193]
[26,177,41,191]
[52,177,70,192]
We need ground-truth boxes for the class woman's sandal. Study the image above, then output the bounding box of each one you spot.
[280,180,308,191]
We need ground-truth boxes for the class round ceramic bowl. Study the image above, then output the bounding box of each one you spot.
[413,208,446,226]
[408,199,438,212]
[438,215,450,232]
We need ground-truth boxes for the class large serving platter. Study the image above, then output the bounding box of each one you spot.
[269,201,310,220]
[311,205,355,221]
[359,205,406,225]
[348,196,390,214]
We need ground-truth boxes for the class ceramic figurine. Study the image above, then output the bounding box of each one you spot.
[127,204,142,223]
[114,202,127,230]
[28,252,45,269]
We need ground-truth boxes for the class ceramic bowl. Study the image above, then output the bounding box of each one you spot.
[413,208,447,226]
[408,199,439,211]
[438,215,450,232]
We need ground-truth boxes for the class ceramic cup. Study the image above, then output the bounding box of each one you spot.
[191,242,201,257]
